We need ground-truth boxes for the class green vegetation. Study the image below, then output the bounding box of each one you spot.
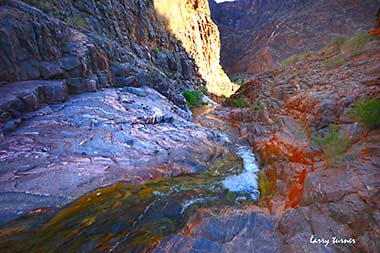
[282,51,314,66]
[233,98,248,108]
[183,90,205,107]
[343,33,371,53]
[199,85,208,95]
[65,16,88,29]
[325,33,371,56]
[282,54,303,66]
[231,97,264,110]
[258,173,269,197]
[283,33,371,69]
[318,32,374,70]
[323,56,345,69]
[314,125,349,162]
[251,102,264,111]
[330,36,348,51]
[352,98,380,129]
[0,153,246,253]
[152,47,161,53]
[304,50,313,58]
[257,170,277,201]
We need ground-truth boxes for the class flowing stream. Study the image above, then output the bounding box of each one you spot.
[193,105,261,200]
[0,105,261,253]
[223,145,260,200]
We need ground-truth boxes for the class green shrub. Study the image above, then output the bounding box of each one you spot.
[343,33,371,53]
[152,47,161,53]
[183,90,204,107]
[283,51,314,67]
[304,51,313,58]
[314,125,349,161]
[352,98,380,129]
[66,16,88,29]
[251,102,264,111]
[233,98,248,108]
[282,54,303,66]
[324,56,345,69]
[330,36,348,50]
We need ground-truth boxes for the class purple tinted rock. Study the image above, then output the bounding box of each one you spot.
[40,62,64,79]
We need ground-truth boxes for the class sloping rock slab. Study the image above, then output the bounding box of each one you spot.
[0,86,229,224]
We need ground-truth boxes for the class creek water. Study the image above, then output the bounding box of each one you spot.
[192,105,261,201]
[0,105,261,253]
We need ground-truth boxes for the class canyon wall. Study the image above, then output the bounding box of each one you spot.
[209,0,378,74]
[154,0,238,96]
[0,0,236,125]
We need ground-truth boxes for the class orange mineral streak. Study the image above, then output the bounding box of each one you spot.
[369,29,380,36]
[183,210,203,236]
[262,134,313,165]
[285,169,307,209]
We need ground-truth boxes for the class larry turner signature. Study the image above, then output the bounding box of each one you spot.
[309,235,356,247]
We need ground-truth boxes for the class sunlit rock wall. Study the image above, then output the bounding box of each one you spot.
[154,0,238,97]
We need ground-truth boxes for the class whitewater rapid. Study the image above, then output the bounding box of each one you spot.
[222,145,260,201]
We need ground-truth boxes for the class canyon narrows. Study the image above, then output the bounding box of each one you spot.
[1,0,380,253]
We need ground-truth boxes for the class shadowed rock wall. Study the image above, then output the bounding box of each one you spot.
[209,0,377,74]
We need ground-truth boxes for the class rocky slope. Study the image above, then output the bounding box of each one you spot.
[210,37,379,252]
[0,0,235,224]
[209,0,378,74]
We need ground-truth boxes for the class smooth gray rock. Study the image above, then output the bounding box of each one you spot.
[0,86,230,221]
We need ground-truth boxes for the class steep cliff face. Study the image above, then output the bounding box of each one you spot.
[154,0,238,96]
[209,0,377,74]
[0,0,236,124]
[0,0,196,111]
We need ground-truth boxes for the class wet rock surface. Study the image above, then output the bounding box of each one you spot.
[0,86,231,225]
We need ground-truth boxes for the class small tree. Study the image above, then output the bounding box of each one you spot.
[353,98,380,129]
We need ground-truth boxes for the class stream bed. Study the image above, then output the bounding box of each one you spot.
[0,105,261,253]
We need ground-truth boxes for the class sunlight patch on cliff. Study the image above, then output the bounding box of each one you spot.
[154,0,238,97]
